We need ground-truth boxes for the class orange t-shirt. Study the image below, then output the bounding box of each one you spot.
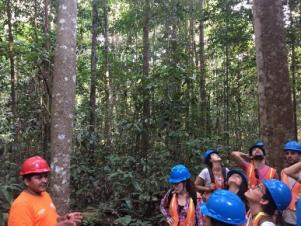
[8,191,58,226]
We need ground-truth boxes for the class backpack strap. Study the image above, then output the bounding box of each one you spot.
[208,167,215,184]
[222,167,227,185]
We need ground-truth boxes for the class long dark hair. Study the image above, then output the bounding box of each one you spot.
[262,189,277,216]
[235,180,248,207]
[167,179,198,207]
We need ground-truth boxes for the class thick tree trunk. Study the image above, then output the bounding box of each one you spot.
[50,0,77,214]
[89,0,99,151]
[288,0,298,138]
[253,0,295,169]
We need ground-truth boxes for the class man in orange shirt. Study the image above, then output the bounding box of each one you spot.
[8,156,82,226]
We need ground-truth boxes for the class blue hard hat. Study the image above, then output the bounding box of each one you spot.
[168,164,191,184]
[284,140,301,152]
[200,189,246,225]
[248,141,265,156]
[226,168,248,187]
[255,141,264,148]
[263,179,292,210]
[203,149,218,162]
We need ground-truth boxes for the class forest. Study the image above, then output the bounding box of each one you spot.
[0,0,300,225]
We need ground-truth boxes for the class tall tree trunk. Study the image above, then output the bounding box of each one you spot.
[288,0,298,138]
[199,0,207,137]
[50,0,77,214]
[103,0,113,147]
[89,0,99,151]
[42,0,52,157]
[253,0,295,169]
[224,45,230,147]
[141,0,151,153]
[6,0,17,139]
[235,60,242,148]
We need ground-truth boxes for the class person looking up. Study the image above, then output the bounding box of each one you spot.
[231,142,278,187]
[244,179,291,226]
[226,168,248,208]
[195,149,229,201]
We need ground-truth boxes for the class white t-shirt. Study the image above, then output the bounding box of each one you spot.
[260,222,276,226]
[198,167,229,186]
[246,217,276,226]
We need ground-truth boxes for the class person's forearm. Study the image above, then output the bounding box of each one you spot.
[231,151,248,167]
[283,161,301,182]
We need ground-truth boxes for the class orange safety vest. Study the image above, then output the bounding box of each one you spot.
[281,171,301,211]
[246,163,276,187]
[252,212,269,226]
[169,193,195,226]
[247,211,270,226]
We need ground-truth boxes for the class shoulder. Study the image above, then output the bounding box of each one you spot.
[9,193,34,218]
[199,168,209,176]
[11,191,30,207]
[200,168,209,174]
[42,191,52,199]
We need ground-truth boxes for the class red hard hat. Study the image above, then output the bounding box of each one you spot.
[20,156,51,176]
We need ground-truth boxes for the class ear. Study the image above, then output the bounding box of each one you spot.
[260,198,269,206]
[24,178,30,187]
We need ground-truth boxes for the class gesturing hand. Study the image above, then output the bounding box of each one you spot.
[66,212,83,224]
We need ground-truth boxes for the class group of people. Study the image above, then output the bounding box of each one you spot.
[5,140,301,226]
[160,140,301,226]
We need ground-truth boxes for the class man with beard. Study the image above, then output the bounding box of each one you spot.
[8,156,82,226]
[231,142,278,187]
[281,140,301,226]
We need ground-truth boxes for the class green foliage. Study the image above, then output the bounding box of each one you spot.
[1,0,301,225]
[0,160,22,226]
[114,215,152,226]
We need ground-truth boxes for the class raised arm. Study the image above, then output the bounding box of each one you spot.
[283,161,301,182]
[231,151,249,168]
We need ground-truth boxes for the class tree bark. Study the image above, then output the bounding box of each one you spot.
[6,0,16,135]
[253,0,295,169]
[103,0,113,147]
[41,0,52,157]
[288,0,298,138]
[50,0,77,214]
[199,0,208,137]
[89,0,99,151]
